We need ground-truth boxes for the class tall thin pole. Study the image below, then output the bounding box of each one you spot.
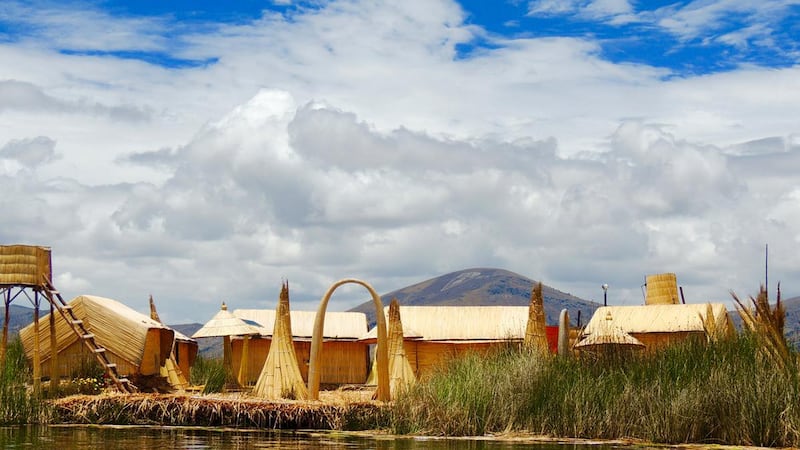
[765,243,769,299]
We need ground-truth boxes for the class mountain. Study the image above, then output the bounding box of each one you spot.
[348,267,600,327]
[171,322,223,358]
[0,304,36,338]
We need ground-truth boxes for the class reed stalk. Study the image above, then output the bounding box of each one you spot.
[392,333,800,446]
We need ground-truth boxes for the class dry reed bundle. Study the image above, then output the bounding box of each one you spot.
[51,393,390,430]
[645,273,680,305]
[732,284,790,369]
[387,299,415,396]
[149,296,189,391]
[253,282,308,400]
[524,282,549,355]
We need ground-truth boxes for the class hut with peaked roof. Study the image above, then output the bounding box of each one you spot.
[19,295,175,380]
[231,309,368,386]
[361,306,561,378]
[578,303,733,351]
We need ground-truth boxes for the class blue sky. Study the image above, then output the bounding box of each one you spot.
[3,1,798,73]
[1,0,799,322]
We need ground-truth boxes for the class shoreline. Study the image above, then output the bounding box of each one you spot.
[47,393,778,450]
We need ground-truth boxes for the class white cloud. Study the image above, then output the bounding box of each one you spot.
[0,0,798,323]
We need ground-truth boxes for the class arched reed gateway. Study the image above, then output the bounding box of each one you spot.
[309,278,390,401]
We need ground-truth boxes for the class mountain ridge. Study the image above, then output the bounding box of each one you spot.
[348,267,600,327]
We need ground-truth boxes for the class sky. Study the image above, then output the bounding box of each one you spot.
[1,0,799,324]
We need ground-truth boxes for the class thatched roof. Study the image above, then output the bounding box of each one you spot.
[19,295,174,370]
[387,299,415,394]
[192,303,262,338]
[582,304,730,335]
[360,306,528,343]
[233,309,367,340]
[575,311,644,349]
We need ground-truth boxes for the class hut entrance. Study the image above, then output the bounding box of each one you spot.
[0,245,134,393]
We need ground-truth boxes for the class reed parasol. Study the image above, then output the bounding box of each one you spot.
[192,302,261,389]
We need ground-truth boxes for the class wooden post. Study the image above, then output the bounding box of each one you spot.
[49,300,59,396]
[1,288,9,368]
[32,291,41,395]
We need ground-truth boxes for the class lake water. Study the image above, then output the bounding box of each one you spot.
[0,425,620,449]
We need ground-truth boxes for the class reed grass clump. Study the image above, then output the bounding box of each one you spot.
[0,338,52,424]
[190,355,226,393]
[392,333,800,447]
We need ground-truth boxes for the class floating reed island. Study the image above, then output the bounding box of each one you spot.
[52,392,391,430]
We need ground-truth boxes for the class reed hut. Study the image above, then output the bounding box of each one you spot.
[360,306,560,378]
[19,295,174,380]
[231,309,368,386]
[579,303,732,351]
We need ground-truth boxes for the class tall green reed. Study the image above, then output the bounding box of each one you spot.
[0,337,51,424]
[392,333,800,447]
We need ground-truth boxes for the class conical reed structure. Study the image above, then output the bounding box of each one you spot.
[253,281,308,400]
[524,281,549,355]
[387,298,415,396]
[149,295,189,391]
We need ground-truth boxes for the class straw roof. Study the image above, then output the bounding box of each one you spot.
[19,295,173,371]
[582,304,730,335]
[575,311,644,349]
[253,282,308,400]
[232,309,367,340]
[192,303,262,338]
[360,306,529,342]
[524,281,549,354]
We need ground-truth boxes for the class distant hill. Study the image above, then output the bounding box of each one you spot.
[348,267,600,327]
[0,305,36,338]
[171,322,222,358]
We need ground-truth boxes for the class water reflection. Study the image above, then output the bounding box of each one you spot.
[0,426,616,449]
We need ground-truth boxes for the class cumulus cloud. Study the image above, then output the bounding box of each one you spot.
[0,0,798,323]
[0,136,58,168]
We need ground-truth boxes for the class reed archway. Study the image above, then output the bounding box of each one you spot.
[307,278,389,401]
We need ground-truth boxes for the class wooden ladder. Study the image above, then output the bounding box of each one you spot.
[40,278,136,393]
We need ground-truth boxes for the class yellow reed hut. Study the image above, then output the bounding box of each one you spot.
[230,309,369,386]
[19,295,175,380]
[579,303,732,351]
[361,306,529,378]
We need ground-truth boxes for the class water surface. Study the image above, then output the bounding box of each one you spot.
[0,425,623,449]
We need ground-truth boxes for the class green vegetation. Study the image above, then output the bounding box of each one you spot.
[0,338,51,424]
[189,355,227,393]
[392,333,800,446]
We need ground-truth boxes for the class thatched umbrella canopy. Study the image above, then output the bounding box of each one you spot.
[386,298,415,396]
[524,281,549,355]
[149,295,189,391]
[253,281,308,400]
[575,311,645,351]
[192,302,261,389]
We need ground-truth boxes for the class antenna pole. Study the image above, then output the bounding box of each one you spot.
[765,243,769,298]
